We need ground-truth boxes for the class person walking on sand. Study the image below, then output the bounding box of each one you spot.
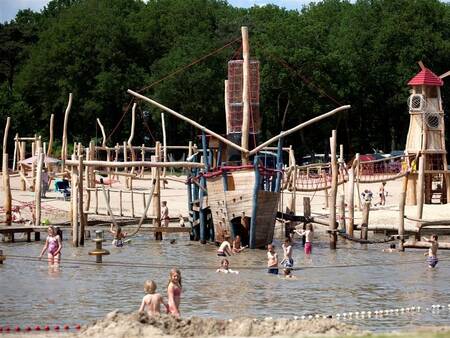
[376,182,386,206]
[295,224,314,256]
[161,201,170,227]
[167,268,182,317]
[267,244,279,275]
[423,234,439,268]
[139,280,169,316]
[39,225,62,266]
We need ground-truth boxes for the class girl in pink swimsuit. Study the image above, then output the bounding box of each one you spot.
[167,268,182,317]
[39,226,62,266]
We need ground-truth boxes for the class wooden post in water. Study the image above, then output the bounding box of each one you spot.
[12,134,18,171]
[71,155,79,247]
[2,117,12,225]
[360,201,370,240]
[154,142,162,240]
[323,170,329,209]
[241,26,250,165]
[416,154,425,229]
[35,148,44,226]
[329,130,338,249]
[398,173,409,251]
[347,165,355,237]
[79,156,85,246]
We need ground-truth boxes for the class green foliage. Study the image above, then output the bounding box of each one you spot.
[1,0,450,160]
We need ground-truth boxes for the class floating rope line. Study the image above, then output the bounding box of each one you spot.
[4,254,446,271]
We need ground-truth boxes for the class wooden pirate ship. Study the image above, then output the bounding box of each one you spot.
[128,27,350,249]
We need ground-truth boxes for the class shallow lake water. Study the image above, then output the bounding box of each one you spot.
[1,230,449,332]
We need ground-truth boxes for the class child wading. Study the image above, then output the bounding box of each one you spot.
[295,224,314,255]
[167,268,182,317]
[217,235,232,256]
[139,280,169,316]
[216,258,239,274]
[424,234,439,268]
[39,225,62,266]
[109,223,127,247]
[281,237,293,269]
[267,244,279,275]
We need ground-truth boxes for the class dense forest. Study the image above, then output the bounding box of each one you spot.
[1,0,450,160]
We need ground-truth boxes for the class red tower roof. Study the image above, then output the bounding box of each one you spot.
[407,68,443,86]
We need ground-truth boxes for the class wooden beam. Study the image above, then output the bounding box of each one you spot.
[61,93,73,162]
[47,114,54,156]
[241,26,250,165]
[127,89,248,153]
[65,160,205,169]
[96,118,107,148]
[249,105,351,155]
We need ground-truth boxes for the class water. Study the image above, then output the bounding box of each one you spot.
[1,232,449,332]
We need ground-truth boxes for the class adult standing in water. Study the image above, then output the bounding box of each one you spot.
[167,268,182,317]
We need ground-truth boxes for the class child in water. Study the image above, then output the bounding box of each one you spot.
[217,235,232,256]
[232,235,247,253]
[39,225,62,266]
[167,268,182,317]
[216,258,239,274]
[267,244,278,275]
[109,223,127,247]
[139,280,169,316]
[295,224,314,255]
[281,237,293,269]
[423,234,439,268]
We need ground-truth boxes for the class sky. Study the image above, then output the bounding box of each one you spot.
[0,0,314,23]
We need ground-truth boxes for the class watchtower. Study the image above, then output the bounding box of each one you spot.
[405,62,449,205]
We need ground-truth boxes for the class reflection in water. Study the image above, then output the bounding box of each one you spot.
[0,232,449,332]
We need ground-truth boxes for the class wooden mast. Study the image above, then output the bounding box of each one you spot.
[2,117,12,225]
[241,26,250,165]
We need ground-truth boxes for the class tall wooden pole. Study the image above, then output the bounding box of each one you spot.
[161,112,167,188]
[416,155,425,229]
[398,173,408,251]
[47,114,54,156]
[2,117,12,225]
[355,153,361,211]
[224,80,230,135]
[79,155,85,246]
[35,148,44,226]
[347,166,355,237]
[19,141,26,191]
[329,130,338,249]
[96,118,107,148]
[71,155,79,247]
[154,142,162,240]
[61,93,73,169]
[241,26,250,165]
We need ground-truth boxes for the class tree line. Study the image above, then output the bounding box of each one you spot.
[1,0,450,160]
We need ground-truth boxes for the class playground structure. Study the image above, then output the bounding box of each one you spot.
[1,27,450,253]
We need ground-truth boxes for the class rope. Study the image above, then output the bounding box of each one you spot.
[337,232,397,244]
[127,179,156,237]
[138,37,241,93]
[4,254,444,271]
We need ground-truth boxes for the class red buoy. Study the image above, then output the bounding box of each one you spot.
[15,326,21,332]
[25,326,32,331]
[63,324,70,330]
[54,325,60,330]
[75,324,81,330]
[34,325,41,331]
[44,325,50,331]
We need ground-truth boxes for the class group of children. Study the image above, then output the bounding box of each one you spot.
[139,268,183,317]
[266,224,314,278]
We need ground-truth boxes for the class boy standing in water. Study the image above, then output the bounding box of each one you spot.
[423,234,439,268]
[161,201,170,227]
[139,280,169,316]
[267,244,279,275]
